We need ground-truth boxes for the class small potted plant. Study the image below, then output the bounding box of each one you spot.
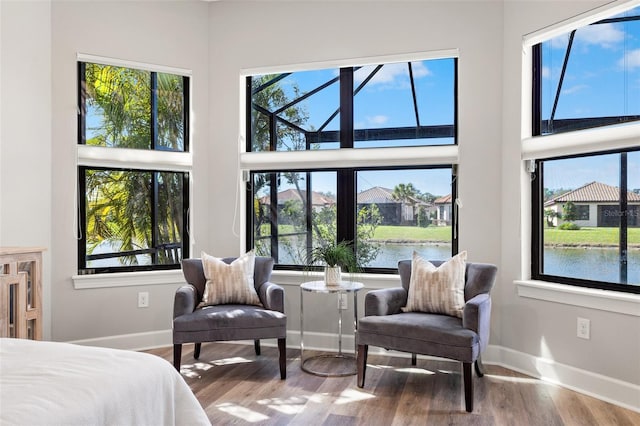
[309,240,359,285]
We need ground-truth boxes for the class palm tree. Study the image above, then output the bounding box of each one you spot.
[392,183,420,225]
[83,63,185,265]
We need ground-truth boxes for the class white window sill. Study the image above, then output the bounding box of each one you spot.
[73,269,185,289]
[515,279,640,317]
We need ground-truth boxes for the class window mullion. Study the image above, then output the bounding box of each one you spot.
[337,68,355,244]
[531,161,544,279]
[183,76,190,152]
[150,73,159,265]
[151,172,159,265]
[78,166,88,270]
[620,153,628,284]
[151,72,158,150]
[306,173,313,262]
[78,62,87,145]
[531,44,542,136]
[269,173,279,262]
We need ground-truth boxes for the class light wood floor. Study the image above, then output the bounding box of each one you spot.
[145,343,640,425]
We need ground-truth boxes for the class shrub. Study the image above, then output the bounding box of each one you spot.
[559,222,581,230]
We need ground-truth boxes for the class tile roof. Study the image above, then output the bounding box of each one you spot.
[545,181,640,205]
[356,186,428,205]
[357,187,396,204]
[434,194,452,204]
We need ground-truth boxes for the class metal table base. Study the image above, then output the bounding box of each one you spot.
[299,281,363,377]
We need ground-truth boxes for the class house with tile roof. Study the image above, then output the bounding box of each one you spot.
[259,189,335,210]
[257,189,335,225]
[433,194,453,226]
[356,186,430,225]
[544,181,640,227]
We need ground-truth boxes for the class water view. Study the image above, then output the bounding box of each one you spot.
[366,243,639,286]
[544,247,640,285]
[365,243,452,268]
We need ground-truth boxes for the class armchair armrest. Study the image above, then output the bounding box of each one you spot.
[364,287,407,316]
[462,293,492,351]
[173,284,198,319]
[258,281,285,313]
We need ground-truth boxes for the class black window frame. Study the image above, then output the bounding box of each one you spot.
[77,61,190,274]
[246,165,458,274]
[245,61,459,274]
[531,149,638,293]
[530,11,640,294]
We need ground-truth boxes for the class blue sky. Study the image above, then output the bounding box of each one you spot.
[255,9,640,196]
[258,58,455,197]
[542,6,640,191]
[541,15,640,119]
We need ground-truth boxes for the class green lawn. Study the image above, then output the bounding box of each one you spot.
[544,227,640,246]
[266,224,639,246]
[372,225,452,242]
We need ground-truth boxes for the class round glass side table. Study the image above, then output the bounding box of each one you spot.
[299,280,364,377]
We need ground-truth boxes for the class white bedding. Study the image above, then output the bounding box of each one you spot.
[0,338,210,426]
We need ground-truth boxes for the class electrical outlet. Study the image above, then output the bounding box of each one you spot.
[138,292,149,308]
[577,317,590,339]
[338,293,348,310]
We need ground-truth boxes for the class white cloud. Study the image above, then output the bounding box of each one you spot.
[355,62,431,87]
[575,23,624,49]
[410,62,431,78]
[367,115,389,125]
[618,48,640,70]
[542,66,550,79]
[550,34,570,50]
[549,23,624,50]
[561,84,589,95]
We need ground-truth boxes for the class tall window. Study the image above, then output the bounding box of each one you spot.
[530,4,640,293]
[245,56,458,272]
[77,59,190,273]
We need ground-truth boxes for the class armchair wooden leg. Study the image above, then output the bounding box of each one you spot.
[357,344,368,388]
[411,353,417,366]
[278,338,286,380]
[254,339,261,356]
[474,355,485,377]
[173,344,182,371]
[194,342,201,360]
[463,362,473,412]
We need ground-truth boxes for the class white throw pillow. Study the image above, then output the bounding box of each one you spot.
[402,251,467,318]
[201,250,262,306]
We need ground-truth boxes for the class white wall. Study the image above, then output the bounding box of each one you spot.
[207,0,505,343]
[49,0,210,343]
[0,0,52,338]
[502,0,640,396]
[1,0,637,410]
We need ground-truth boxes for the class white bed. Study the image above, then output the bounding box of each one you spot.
[0,338,210,426]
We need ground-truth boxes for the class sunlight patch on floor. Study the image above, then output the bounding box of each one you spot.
[216,402,270,423]
[180,357,253,377]
[367,364,396,370]
[485,374,541,384]
[256,396,308,414]
[395,367,436,375]
[334,388,377,405]
[210,356,253,366]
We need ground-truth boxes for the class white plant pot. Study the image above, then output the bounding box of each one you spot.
[324,266,342,286]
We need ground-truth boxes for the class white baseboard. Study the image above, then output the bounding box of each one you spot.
[68,330,639,413]
[67,329,173,351]
[484,345,640,413]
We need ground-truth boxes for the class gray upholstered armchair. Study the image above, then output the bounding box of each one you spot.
[356,259,497,412]
[173,256,287,379]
